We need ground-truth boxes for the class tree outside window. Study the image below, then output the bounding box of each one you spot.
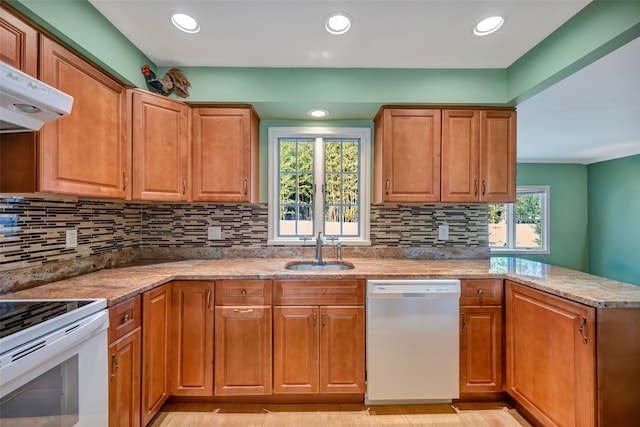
[268,127,371,245]
[489,186,550,253]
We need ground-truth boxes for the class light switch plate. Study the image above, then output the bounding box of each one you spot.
[66,229,78,248]
[438,224,449,240]
[207,226,222,240]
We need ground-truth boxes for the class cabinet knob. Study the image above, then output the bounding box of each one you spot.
[477,289,484,295]
[122,313,130,323]
[241,289,247,296]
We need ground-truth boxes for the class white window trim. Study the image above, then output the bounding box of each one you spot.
[491,185,550,255]
[267,126,371,246]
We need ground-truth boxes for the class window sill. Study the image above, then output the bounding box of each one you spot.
[490,248,550,255]
[267,239,371,246]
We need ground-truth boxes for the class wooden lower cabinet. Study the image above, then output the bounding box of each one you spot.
[273,305,364,394]
[171,281,214,396]
[213,279,272,396]
[460,306,503,396]
[141,284,171,426]
[506,281,595,427]
[459,279,503,398]
[109,330,141,427]
[214,306,272,395]
[108,297,141,427]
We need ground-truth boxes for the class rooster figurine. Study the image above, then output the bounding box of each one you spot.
[141,64,191,98]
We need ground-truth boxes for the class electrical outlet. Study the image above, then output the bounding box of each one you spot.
[65,229,78,248]
[438,224,449,241]
[207,226,222,240]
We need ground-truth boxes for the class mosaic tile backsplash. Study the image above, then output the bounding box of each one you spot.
[1,196,488,289]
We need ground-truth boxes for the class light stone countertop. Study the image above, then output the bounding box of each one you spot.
[1,257,639,308]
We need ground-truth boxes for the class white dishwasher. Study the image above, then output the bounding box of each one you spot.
[365,279,461,404]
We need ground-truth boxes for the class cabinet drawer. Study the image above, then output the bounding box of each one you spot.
[273,279,365,305]
[460,279,503,306]
[108,296,141,343]
[215,280,272,305]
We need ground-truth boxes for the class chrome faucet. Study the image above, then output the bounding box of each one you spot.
[313,231,327,265]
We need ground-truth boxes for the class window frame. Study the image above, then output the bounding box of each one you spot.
[490,185,550,255]
[267,126,371,246]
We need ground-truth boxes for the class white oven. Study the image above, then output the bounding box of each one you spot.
[0,299,109,427]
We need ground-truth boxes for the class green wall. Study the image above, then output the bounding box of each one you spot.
[588,155,640,285]
[7,0,639,116]
[512,163,589,271]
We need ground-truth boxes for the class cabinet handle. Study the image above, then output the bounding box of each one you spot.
[122,313,130,324]
[579,317,588,344]
[182,179,187,195]
[321,312,326,328]
[122,172,127,191]
[474,180,478,196]
[244,179,248,195]
[233,308,253,314]
[482,180,486,196]
[385,179,390,195]
[312,313,317,331]
[461,313,466,332]
[206,289,211,310]
[111,354,118,381]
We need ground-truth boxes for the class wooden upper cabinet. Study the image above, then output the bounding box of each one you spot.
[0,6,38,76]
[129,89,190,201]
[480,110,516,203]
[441,110,480,202]
[192,106,259,202]
[374,107,441,203]
[39,36,128,198]
[442,109,516,203]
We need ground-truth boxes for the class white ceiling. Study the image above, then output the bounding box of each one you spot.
[517,36,640,164]
[89,0,640,164]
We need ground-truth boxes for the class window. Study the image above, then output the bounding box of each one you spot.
[489,186,550,254]
[268,127,370,245]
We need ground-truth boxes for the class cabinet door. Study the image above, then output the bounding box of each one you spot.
[319,306,364,393]
[109,329,141,427]
[479,110,516,203]
[460,306,503,394]
[192,107,259,202]
[441,110,480,202]
[141,284,171,426]
[39,36,128,198]
[506,281,595,427]
[0,6,37,76]
[171,281,214,396]
[375,108,441,202]
[273,306,319,394]
[214,306,272,395]
[130,90,190,201]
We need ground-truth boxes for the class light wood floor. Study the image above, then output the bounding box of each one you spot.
[149,402,532,426]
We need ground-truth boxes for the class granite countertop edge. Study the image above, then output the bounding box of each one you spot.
[1,257,639,309]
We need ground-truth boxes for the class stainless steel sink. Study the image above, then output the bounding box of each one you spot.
[284,261,355,271]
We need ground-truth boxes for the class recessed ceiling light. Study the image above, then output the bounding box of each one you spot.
[324,12,352,35]
[171,13,200,33]
[308,109,329,118]
[474,16,504,36]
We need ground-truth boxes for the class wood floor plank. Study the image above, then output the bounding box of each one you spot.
[148,402,530,427]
